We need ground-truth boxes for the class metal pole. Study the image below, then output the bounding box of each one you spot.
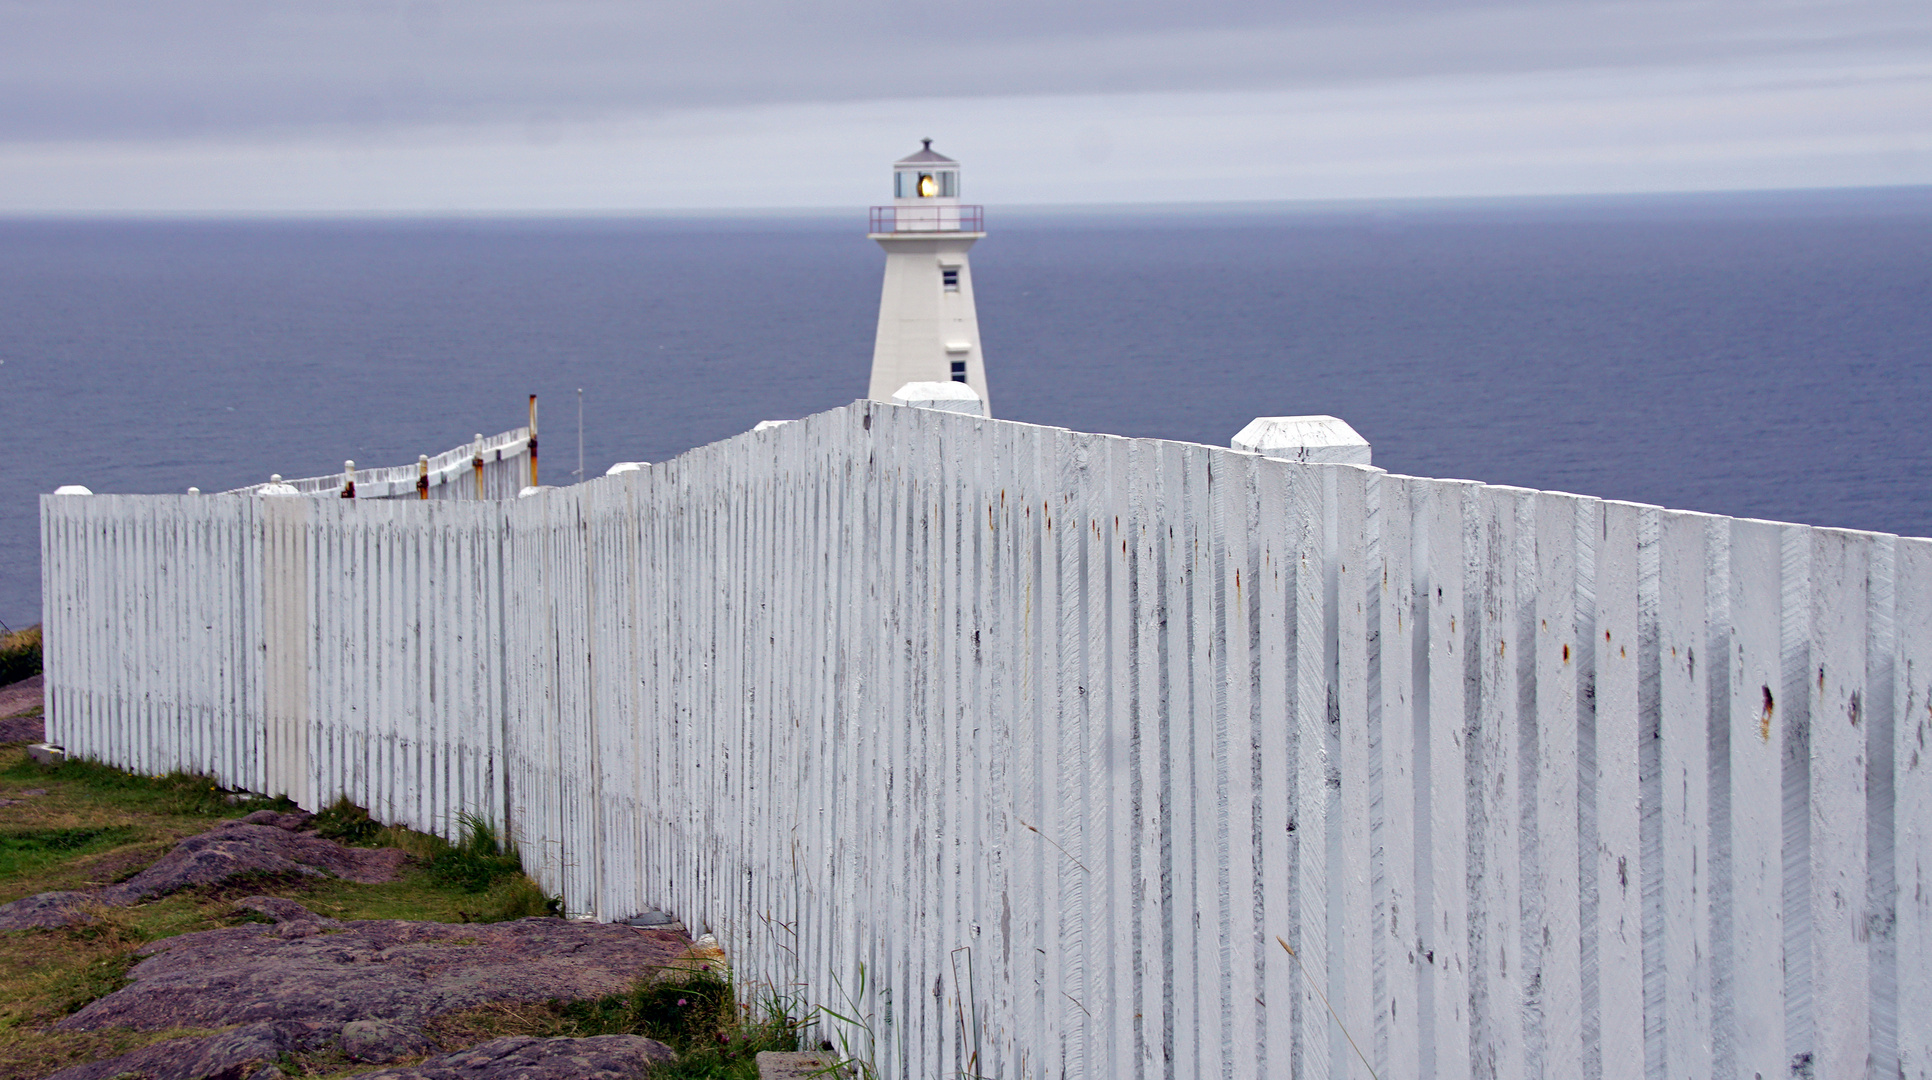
[576,387,584,482]
[417,454,429,500]
[473,434,486,500]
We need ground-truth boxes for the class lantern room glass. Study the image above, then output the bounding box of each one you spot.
[895,169,959,199]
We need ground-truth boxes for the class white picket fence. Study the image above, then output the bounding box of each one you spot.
[39,401,1932,1080]
[220,424,537,500]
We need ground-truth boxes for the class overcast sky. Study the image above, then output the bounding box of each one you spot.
[2,0,1927,213]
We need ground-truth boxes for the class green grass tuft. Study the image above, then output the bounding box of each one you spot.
[0,827,141,881]
[477,874,562,921]
[0,627,39,689]
[427,968,803,1080]
[1,756,284,820]
[311,796,378,844]
[424,813,525,895]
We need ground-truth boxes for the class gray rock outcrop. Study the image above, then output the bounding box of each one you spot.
[45,1019,331,1080]
[0,814,403,930]
[60,899,692,1032]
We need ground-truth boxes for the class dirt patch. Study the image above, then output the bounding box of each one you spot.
[0,789,48,812]
[59,899,693,1033]
[55,1028,678,1080]
[66,841,171,887]
[0,676,41,727]
[361,1034,676,1080]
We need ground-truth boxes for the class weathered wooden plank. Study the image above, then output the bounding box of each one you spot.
[1419,476,1477,1080]
[1593,501,1644,1080]
[1727,518,1790,1079]
[1374,474,1421,1080]
[1897,536,1932,1080]
[1533,491,1586,1078]
[1809,529,1875,1078]
[1334,464,1378,1080]
[1655,509,1717,1079]
[1469,484,1529,1080]
[1287,457,1332,1080]
[1251,450,1296,1080]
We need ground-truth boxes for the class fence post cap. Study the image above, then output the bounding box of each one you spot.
[1231,415,1371,466]
[891,381,984,416]
[258,474,302,496]
[52,485,93,495]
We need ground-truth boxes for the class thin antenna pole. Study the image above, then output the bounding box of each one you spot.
[575,387,584,481]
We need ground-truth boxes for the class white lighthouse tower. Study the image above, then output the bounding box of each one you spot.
[866,140,991,416]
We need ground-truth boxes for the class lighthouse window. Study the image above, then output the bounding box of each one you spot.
[942,267,960,290]
[951,360,968,382]
[896,170,959,198]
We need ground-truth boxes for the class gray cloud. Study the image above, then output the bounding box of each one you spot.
[4,0,1926,141]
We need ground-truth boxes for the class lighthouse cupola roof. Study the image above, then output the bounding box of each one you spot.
[893,139,961,203]
[896,139,956,165]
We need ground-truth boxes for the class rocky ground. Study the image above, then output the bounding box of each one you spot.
[58,894,690,1034]
[0,677,761,1080]
[3,811,694,1080]
[41,888,690,1080]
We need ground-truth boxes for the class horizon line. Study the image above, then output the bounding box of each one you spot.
[1,182,1929,224]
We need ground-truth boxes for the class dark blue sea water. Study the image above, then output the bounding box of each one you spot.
[3,188,1931,630]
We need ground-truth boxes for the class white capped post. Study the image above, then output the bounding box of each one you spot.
[1231,415,1372,466]
[890,380,985,417]
[867,140,992,417]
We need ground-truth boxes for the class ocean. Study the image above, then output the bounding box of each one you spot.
[3,187,1930,630]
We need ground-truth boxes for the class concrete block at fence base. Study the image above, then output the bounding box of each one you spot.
[620,909,678,928]
[1231,415,1371,466]
[890,381,984,416]
[26,743,65,767]
[756,1051,852,1078]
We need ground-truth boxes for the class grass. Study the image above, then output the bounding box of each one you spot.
[312,796,380,844]
[0,627,37,689]
[426,967,805,1080]
[0,825,142,881]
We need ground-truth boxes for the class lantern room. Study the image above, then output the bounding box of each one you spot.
[893,139,960,205]
[874,140,982,234]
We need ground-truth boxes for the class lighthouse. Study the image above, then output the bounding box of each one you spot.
[866,140,991,416]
